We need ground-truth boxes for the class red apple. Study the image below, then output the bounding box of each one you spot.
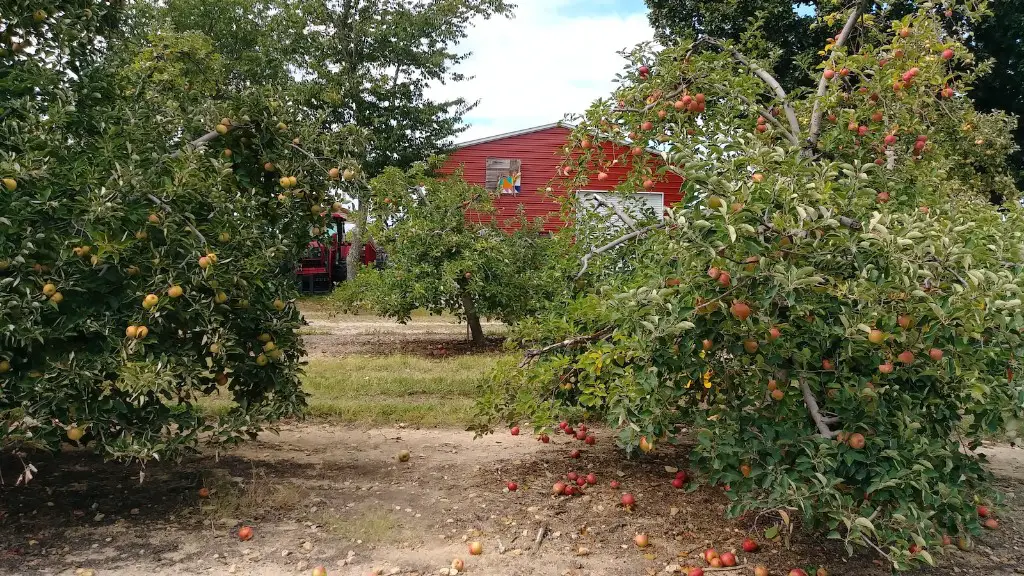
[730,301,752,321]
[754,567,768,576]
[638,65,650,77]
[704,549,719,563]
[558,421,568,430]
[634,533,649,548]
[709,558,723,568]
[789,570,809,576]
[575,430,586,441]
[621,493,636,508]
[718,271,732,287]
[909,543,921,554]
[768,327,781,341]
[567,472,578,482]
[823,69,835,80]
[942,534,953,546]
[848,433,866,450]
[576,477,586,487]
[942,48,954,60]
[898,350,915,365]
[720,552,737,567]
[707,267,721,280]
[984,518,999,530]
[898,314,912,329]
[742,538,759,552]
[597,172,608,181]
[510,426,520,436]
[469,541,483,555]
[884,134,897,146]
[539,434,550,443]
[671,477,684,489]
[585,435,596,445]
[689,569,705,576]
[553,481,566,495]
[507,481,518,491]
[610,480,620,489]
[899,27,910,38]
[977,505,991,518]
[238,526,254,541]
[879,362,895,374]
[929,348,944,361]
[675,470,688,482]
[569,449,581,459]
[565,426,574,435]
[876,191,890,203]
[586,473,597,485]
[312,566,327,576]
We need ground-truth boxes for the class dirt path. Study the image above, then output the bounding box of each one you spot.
[3,425,1022,576]
[299,312,505,357]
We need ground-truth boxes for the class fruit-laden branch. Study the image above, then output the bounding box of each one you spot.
[519,327,615,368]
[808,1,868,149]
[575,223,667,280]
[703,37,802,141]
[146,194,208,246]
[588,193,639,231]
[800,377,839,438]
[169,127,232,160]
[720,86,800,146]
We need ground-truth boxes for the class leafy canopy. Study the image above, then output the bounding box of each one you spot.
[0,1,361,467]
[480,0,1023,568]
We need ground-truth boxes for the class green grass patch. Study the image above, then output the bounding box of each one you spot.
[202,354,505,426]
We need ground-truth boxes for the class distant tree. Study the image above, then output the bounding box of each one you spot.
[349,165,561,345]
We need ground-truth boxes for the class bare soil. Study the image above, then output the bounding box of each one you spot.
[2,315,1022,576]
[2,426,1022,576]
[299,312,505,357]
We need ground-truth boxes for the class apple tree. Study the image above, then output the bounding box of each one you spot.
[478,0,1024,567]
[1,2,362,476]
[342,164,563,345]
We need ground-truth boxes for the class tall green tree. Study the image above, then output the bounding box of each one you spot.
[645,0,1024,181]
[482,0,1023,568]
[164,0,515,281]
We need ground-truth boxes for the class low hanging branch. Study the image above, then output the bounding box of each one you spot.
[800,378,839,438]
[589,193,639,231]
[703,37,802,141]
[519,327,614,368]
[807,1,868,149]
[575,223,667,280]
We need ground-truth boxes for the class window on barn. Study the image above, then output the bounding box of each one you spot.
[486,158,522,195]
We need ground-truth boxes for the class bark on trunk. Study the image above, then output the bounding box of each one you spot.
[346,204,367,282]
[461,291,485,346]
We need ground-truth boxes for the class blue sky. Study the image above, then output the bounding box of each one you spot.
[429,0,655,143]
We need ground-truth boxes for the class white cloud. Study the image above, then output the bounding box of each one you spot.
[430,0,654,143]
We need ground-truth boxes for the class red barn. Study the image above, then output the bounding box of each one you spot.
[438,122,687,232]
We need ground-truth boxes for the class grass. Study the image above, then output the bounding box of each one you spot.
[301,354,502,425]
[202,354,506,427]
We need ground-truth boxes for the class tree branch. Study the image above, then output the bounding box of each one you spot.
[575,223,667,280]
[703,37,802,140]
[588,193,639,231]
[808,1,868,149]
[723,86,800,146]
[146,194,208,246]
[169,127,230,160]
[519,327,615,368]
[861,535,895,566]
[800,377,838,438]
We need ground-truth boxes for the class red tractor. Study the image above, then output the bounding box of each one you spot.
[296,212,379,293]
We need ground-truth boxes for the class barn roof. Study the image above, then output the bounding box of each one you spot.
[453,121,666,158]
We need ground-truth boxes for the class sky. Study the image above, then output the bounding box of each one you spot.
[429,0,654,144]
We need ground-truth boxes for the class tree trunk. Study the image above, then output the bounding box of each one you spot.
[461,291,485,346]
[346,204,367,282]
